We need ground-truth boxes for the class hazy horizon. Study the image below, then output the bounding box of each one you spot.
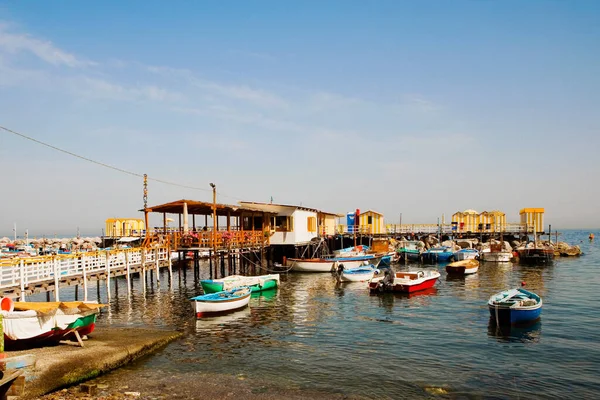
[2,1,598,233]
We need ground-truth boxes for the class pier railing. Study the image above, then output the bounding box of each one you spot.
[0,246,170,300]
[334,223,531,235]
[143,230,267,250]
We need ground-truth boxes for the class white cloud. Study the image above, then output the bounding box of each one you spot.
[0,23,95,67]
[73,77,184,103]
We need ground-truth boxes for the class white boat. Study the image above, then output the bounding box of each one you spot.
[446,259,479,275]
[286,255,380,272]
[190,286,252,317]
[454,248,479,261]
[336,264,380,282]
[481,248,513,262]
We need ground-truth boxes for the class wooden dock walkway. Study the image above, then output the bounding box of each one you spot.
[0,246,172,301]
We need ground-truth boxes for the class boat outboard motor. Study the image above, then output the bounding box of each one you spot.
[336,264,345,275]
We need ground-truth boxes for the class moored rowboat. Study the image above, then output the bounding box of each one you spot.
[446,259,479,275]
[336,264,380,282]
[200,274,280,294]
[488,288,542,325]
[190,287,251,317]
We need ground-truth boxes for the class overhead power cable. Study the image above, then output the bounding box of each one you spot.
[0,124,243,197]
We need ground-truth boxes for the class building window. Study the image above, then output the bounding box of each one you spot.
[307,217,317,232]
[274,216,293,232]
[367,216,373,224]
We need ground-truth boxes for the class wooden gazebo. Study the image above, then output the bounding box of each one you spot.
[142,199,276,250]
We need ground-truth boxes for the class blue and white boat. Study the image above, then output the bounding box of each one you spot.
[488,288,542,325]
[421,246,455,264]
[336,264,380,282]
[333,245,370,257]
[190,286,252,318]
[454,248,479,261]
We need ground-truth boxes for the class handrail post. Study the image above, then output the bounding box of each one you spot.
[53,256,60,302]
[125,249,131,296]
[19,259,25,302]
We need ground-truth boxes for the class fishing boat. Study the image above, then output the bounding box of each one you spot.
[454,248,479,261]
[445,259,479,275]
[396,241,422,262]
[286,254,383,272]
[1,300,105,349]
[200,274,280,294]
[336,264,380,283]
[368,269,440,293]
[516,240,555,265]
[190,286,252,317]
[421,246,454,264]
[488,288,542,325]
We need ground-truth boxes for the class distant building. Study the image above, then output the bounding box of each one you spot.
[520,208,545,233]
[451,209,479,232]
[358,210,385,234]
[105,218,145,237]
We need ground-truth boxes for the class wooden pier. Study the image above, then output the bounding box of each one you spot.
[0,247,172,301]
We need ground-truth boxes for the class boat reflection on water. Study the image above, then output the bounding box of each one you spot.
[487,318,542,344]
[250,288,278,301]
[194,307,251,332]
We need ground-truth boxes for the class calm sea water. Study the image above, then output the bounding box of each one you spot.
[42,230,600,398]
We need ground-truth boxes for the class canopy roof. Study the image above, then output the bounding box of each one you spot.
[239,201,343,217]
[142,199,274,216]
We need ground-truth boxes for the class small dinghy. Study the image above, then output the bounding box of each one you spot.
[488,288,542,325]
[200,274,280,294]
[190,287,251,318]
[446,259,479,275]
[336,264,380,283]
[454,248,479,261]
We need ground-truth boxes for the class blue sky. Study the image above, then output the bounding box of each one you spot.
[1,0,599,235]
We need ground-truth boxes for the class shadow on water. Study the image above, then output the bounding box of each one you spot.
[487,318,542,344]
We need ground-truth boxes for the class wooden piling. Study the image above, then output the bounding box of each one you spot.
[155,248,160,283]
[125,250,131,296]
[82,254,88,302]
[105,252,111,301]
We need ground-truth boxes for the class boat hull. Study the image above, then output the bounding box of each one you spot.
[517,249,554,265]
[488,305,542,325]
[287,257,373,272]
[446,260,479,275]
[397,250,421,262]
[481,252,512,262]
[191,293,251,317]
[454,250,479,261]
[421,252,454,264]
[200,275,280,294]
[368,271,440,293]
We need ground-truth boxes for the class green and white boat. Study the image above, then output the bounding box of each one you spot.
[396,241,423,262]
[200,274,280,294]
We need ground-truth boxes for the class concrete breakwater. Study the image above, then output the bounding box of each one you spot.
[6,327,182,398]
[396,235,583,256]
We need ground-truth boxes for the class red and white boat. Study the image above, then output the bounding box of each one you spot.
[368,270,440,293]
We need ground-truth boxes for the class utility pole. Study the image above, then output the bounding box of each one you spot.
[210,183,217,259]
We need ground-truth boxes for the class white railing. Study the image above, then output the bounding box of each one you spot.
[385,223,529,235]
[0,247,170,294]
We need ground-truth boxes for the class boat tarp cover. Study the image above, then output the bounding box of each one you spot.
[1,308,99,340]
[12,301,107,314]
[217,274,279,291]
